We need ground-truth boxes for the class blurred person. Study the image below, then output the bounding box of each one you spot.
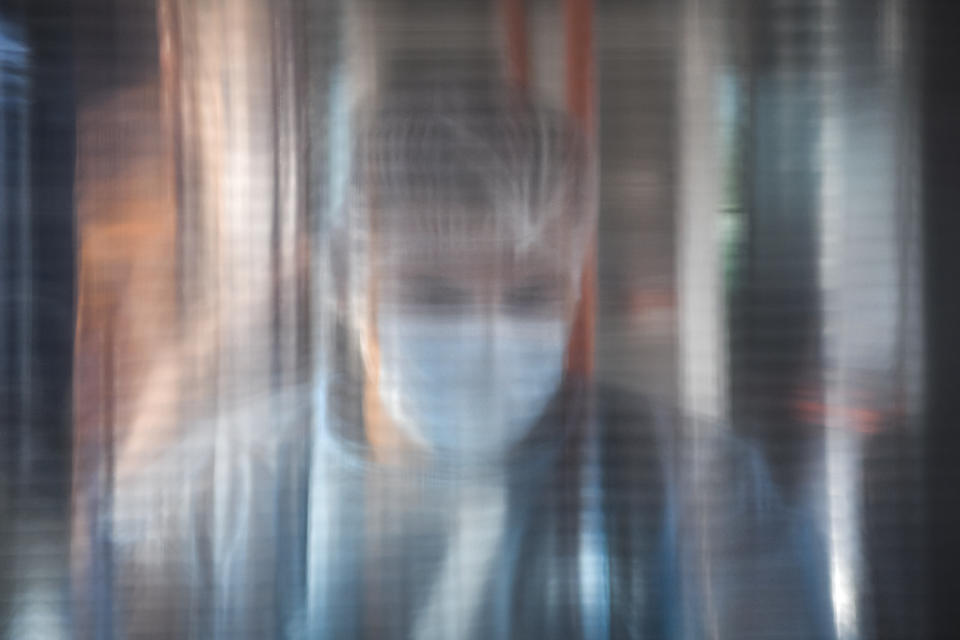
[96,83,836,639]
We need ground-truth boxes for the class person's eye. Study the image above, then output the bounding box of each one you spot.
[407,278,467,310]
[503,280,558,314]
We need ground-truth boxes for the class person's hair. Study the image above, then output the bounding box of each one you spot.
[328,84,596,332]
[361,87,592,242]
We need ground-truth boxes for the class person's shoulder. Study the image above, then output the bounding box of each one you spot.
[594,383,663,441]
[592,386,832,637]
[594,385,783,516]
[592,384,670,510]
[594,385,750,460]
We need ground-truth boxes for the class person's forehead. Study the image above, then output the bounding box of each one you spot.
[375,205,578,255]
[377,239,571,281]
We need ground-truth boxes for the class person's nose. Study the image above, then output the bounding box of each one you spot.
[473,287,500,365]
[475,279,502,316]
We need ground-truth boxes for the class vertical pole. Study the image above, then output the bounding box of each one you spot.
[501,0,530,91]
[677,0,727,423]
[564,3,607,639]
[676,1,725,637]
[565,0,596,377]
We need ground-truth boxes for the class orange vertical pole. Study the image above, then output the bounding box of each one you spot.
[501,0,530,90]
[565,0,596,377]
[565,0,595,129]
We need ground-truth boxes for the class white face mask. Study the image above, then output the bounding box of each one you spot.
[375,314,568,458]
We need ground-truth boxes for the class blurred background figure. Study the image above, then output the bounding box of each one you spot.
[3,0,956,638]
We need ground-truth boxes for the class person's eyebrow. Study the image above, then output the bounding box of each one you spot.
[403,275,469,304]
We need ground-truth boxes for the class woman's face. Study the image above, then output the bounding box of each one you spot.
[365,221,583,458]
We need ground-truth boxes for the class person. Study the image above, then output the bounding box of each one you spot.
[94,83,835,639]
[312,84,835,639]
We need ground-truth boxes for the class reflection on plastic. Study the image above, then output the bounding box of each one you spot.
[0,0,927,639]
